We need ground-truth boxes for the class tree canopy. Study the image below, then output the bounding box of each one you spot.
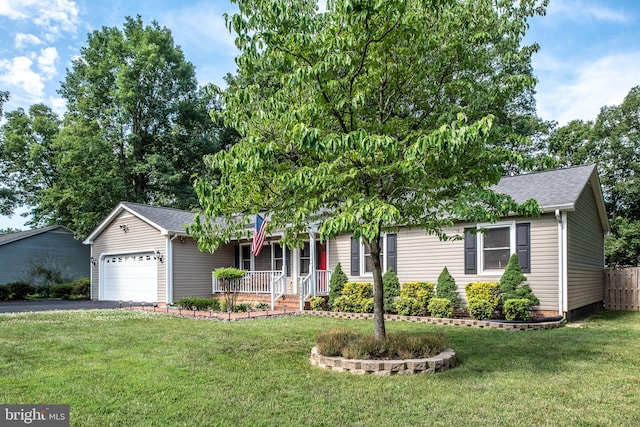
[189,0,543,339]
[0,16,235,237]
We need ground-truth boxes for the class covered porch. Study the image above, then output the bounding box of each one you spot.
[212,233,332,310]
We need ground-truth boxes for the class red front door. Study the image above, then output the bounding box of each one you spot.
[318,243,327,270]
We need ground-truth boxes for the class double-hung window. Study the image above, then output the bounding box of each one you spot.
[465,221,530,274]
[350,234,397,276]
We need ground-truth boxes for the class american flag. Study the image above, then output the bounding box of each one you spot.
[251,214,267,256]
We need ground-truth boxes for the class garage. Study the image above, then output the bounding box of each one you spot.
[101,252,157,302]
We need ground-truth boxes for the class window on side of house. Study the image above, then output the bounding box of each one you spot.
[464,222,530,274]
[300,242,311,275]
[482,226,511,271]
[361,238,385,275]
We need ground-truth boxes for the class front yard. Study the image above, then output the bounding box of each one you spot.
[1,310,639,426]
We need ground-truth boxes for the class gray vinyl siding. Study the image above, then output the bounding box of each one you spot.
[328,214,560,312]
[0,229,89,284]
[254,245,272,271]
[567,183,605,311]
[90,211,166,301]
[172,239,235,300]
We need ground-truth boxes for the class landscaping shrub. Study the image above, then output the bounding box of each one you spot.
[428,297,453,318]
[234,302,253,313]
[255,302,270,310]
[6,282,35,300]
[465,282,500,320]
[33,284,51,298]
[328,263,348,309]
[0,284,9,301]
[220,299,228,312]
[214,267,246,312]
[382,269,400,313]
[70,278,90,299]
[25,261,72,289]
[176,297,221,311]
[309,296,327,311]
[503,298,532,321]
[316,328,362,357]
[332,282,374,313]
[50,283,74,299]
[316,329,445,360]
[436,266,460,307]
[394,281,434,316]
[499,254,540,307]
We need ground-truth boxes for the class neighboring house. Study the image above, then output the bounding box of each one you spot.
[0,225,90,285]
[85,165,608,320]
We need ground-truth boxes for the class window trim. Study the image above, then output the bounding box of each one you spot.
[359,235,387,277]
[477,220,516,275]
[239,243,253,271]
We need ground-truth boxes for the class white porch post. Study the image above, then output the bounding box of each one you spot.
[309,232,316,297]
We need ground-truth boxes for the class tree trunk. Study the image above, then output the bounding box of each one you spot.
[369,236,386,340]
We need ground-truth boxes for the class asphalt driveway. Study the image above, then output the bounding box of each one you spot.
[0,300,123,313]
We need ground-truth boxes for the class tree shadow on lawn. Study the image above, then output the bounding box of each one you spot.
[441,310,639,376]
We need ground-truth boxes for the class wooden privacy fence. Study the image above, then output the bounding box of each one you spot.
[605,267,640,311]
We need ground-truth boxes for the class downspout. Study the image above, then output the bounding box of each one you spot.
[167,234,179,305]
[555,210,568,318]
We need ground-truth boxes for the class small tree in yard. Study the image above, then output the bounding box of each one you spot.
[328,263,348,310]
[436,267,460,308]
[189,0,543,340]
[213,267,246,312]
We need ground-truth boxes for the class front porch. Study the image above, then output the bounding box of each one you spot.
[212,269,332,310]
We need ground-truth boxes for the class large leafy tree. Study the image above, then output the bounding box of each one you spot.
[0,104,61,216]
[190,0,543,340]
[1,17,234,237]
[546,86,640,265]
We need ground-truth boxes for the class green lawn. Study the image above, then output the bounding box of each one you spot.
[1,310,639,426]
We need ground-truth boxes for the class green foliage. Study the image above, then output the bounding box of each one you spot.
[234,303,253,313]
[176,297,221,311]
[219,299,228,313]
[189,0,544,340]
[499,254,539,306]
[436,267,459,307]
[213,267,246,280]
[4,282,35,300]
[328,263,347,309]
[255,302,270,310]
[70,278,90,299]
[50,283,74,299]
[382,269,400,313]
[503,298,533,321]
[465,282,500,320]
[309,296,327,311]
[0,284,9,301]
[332,282,374,313]
[316,329,444,360]
[0,227,21,235]
[606,217,640,266]
[394,282,434,316]
[428,298,453,319]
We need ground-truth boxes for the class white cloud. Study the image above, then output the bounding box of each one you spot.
[14,33,42,48]
[49,96,66,116]
[0,56,45,97]
[0,0,80,39]
[548,1,632,23]
[535,52,640,125]
[37,46,58,78]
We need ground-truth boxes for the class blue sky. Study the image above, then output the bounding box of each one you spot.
[1,0,639,230]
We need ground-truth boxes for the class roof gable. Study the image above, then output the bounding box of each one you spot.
[0,225,75,247]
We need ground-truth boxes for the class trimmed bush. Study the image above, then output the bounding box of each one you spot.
[0,284,9,301]
[50,283,74,299]
[310,296,327,311]
[70,278,90,298]
[332,282,374,313]
[436,267,460,307]
[428,297,453,318]
[328,263,348,309]
[465,282,500,320]
[234,302,253,313]
[316,329,445,360]
[6,282,35,300]
[176,297,221,311]
[394,296,424,316]
[382,269,400,313]
[503,298,532,321]
[499,254,540,307]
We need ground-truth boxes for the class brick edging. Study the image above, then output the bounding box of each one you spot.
[303,311,566,330]
[310,347,456,375]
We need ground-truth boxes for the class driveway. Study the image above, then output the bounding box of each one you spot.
[0,300,124,313]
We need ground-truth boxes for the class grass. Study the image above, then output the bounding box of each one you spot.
[1,310,640,426]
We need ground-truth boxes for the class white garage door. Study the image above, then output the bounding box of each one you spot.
[102,253,158,302]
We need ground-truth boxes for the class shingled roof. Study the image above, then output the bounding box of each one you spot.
[83,165,608,244]
[0,225,75,246]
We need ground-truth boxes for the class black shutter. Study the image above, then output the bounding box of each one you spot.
[464,228,477,274]
[233,244,240,269]
[350,237,360,276]
[516,223,530,273]
[387,234,397,273]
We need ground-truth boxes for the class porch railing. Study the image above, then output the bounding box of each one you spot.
[212,270,282,294]
[299,269,332,310]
